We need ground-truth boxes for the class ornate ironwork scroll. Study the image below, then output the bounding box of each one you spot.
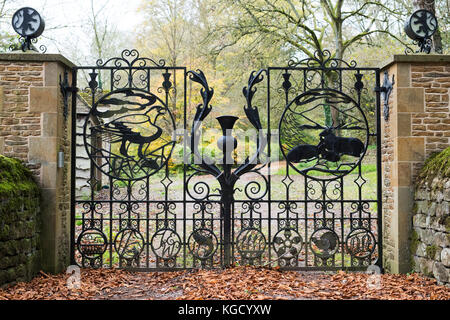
[186,69,267,267]
[270,49,382,270]
[71,49,382,271]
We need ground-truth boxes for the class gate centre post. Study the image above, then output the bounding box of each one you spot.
[216,115,239,267]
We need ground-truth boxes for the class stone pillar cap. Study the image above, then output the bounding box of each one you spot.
[381,54,450,70]
[0,52,75,68]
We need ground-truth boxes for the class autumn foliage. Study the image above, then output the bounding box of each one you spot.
[0,267,449,300]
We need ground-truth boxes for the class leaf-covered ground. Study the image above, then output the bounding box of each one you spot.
[0,267,449,300]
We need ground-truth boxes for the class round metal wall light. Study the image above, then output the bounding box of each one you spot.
[12,7,45,38]
[11,7,46,52]
[404,9,438,54]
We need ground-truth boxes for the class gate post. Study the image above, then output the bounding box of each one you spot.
[380,54,450,273]
[0,52,75,273]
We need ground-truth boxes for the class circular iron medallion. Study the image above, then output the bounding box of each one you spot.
[273,228,303,258]
[236,228,267,260]
[309,228,339,259]
[404,9,438,41]
[345,228,376,259]
[84,88,176,181]
[77,229,107,259]
[188,229,218,260]
[114,228,145,260]
[150,228,182,260]
[280,89,368,180]
[12,7,45,38]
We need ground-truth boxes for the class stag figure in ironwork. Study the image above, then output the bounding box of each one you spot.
[287,122,364,164]
[286,138,342,163]
[319,127,364,157]
[287,144,319,163]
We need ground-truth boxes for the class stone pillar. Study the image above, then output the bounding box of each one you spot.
[0,52,75,273]
[381,55,450,273]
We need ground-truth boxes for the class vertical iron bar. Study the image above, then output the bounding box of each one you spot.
[358,164,362,219]
[222,178,232,267]
[375,69,384,271]
[267,69,272,265]
[87,69,96,268]
[183,69,187,269]
[220,202,223,267]
[231,201,235,266]
[340,176,344,267]
[146,176,149,268]
[146,67,151,268]
[70,67,77,265]
[109,176,113,268]
[304,176,308,267]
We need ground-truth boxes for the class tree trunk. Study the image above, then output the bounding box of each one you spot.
[327,20,344,132]
[325,71,341,130]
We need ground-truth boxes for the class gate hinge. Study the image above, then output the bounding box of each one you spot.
[373,86,383,92]
[59,70,78,120]
[375,71,395,121]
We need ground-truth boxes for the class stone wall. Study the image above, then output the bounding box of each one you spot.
[411,147,450,285]
[410,63,450,166]
[0,155,40,287]
[0,52,75,274]
[381,55,450,273]
[0,60,43,177]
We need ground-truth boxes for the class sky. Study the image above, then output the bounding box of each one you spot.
[5,0,144,61]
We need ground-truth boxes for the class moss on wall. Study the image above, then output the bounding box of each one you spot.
[0,155,39,195]
[0,155,41,287]
[417,147,450,187]
[410,229,419,256]
[413,147,450,285]
[425,245,438,260]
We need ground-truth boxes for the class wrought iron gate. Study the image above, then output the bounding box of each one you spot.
[70,49,382,271]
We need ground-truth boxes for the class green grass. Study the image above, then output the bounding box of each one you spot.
[275,163,377,176]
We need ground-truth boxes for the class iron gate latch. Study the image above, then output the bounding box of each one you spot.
[60,70,78,120]
[375,70,395,121]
